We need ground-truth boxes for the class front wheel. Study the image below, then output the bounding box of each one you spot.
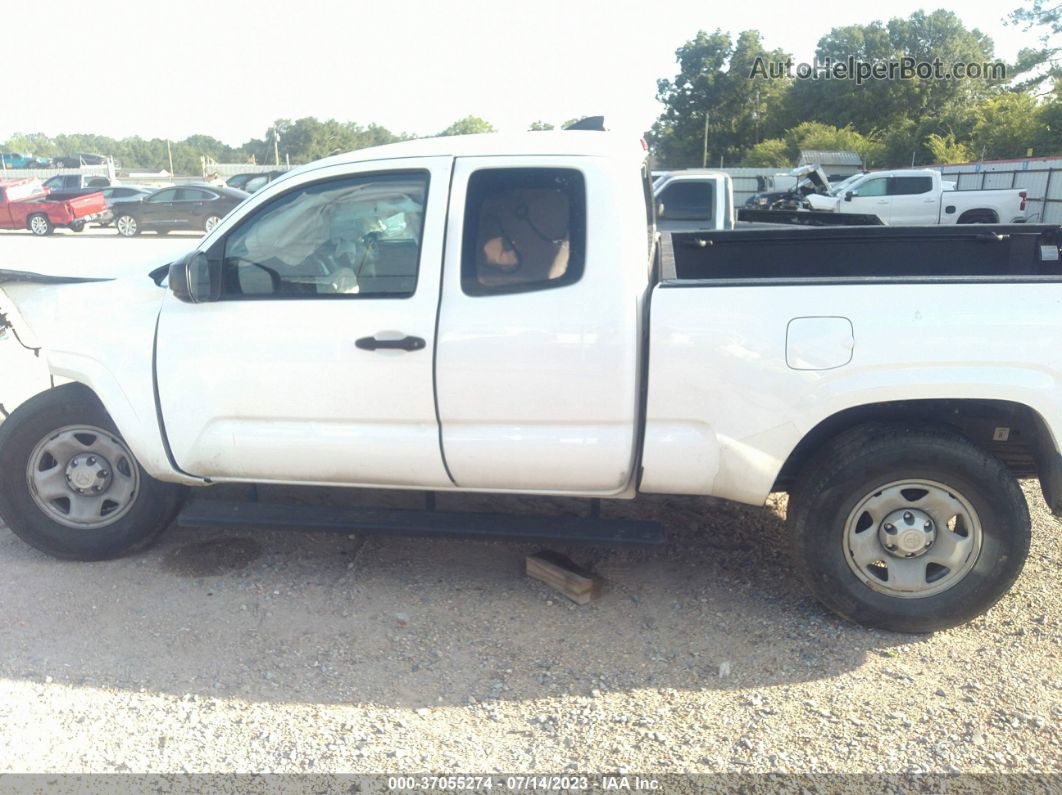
[28,214,53,236]
[788,424,1030,632]
[0,384,184,560]
[115,214,139,237]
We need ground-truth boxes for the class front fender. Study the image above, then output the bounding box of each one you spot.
[0,271,200,485]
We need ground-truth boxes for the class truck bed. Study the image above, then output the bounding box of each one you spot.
[660,225,1062,283]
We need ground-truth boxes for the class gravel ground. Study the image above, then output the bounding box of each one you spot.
[0,481,1058,779]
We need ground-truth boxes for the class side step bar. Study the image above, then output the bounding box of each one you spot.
[176,500,666,546]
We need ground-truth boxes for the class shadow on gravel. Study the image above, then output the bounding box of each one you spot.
[0,486,912,707]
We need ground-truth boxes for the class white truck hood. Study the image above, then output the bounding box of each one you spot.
[804,193,839,211]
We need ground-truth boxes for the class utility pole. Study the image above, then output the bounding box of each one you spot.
[274,128,281,167]
[702,111,709,168]
[167,140,174,176]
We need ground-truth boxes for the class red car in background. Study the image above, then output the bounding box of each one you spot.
[0,178,108,235]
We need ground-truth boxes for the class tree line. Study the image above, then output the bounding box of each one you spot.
[650,5,1061,168]
[0,116,504,175]
[3,3,1059,174]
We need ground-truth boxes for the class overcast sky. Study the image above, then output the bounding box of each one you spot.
[5,0,1039,146]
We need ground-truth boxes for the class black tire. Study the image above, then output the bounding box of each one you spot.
[957,211,997,224]
[27,213,53,236]
[203,215,222,233]
[0,383,185,560]
[68,220,85,233]
[788,423,1030,633]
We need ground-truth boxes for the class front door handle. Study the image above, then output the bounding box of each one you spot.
[355,335,426,352]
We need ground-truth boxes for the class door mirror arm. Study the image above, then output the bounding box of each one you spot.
[844,191,854,202]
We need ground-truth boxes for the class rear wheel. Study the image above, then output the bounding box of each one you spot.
[68,220,85,233]
[788,424,1030,632]
[115,214,139,237]
[0,384,184,560]
[203,215,222,233]
[28,214,53,236]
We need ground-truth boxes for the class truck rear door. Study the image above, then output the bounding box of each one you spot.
[155,156,454,487]
[434,156,643,494]
[887,175,935,224]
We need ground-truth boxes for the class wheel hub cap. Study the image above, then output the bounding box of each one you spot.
[27,425,140,529]
[65,453,113,495]
[843,479,984,599]
[879,507,935,558]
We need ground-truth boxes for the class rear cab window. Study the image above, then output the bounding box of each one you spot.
[656,179,714,221]
[889,176,933,195]
[461,168,586,295]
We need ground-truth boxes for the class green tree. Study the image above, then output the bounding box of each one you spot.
[925,132,974,163]
[528,121,555,131]
[741,122,884,167]
[968,92,1053,158]
[742,138,790,167]
[240,118,406,165]
[437,116,496,136]
[649,29,792,168]
[781,11,1004,136]
[1007,0,1061,93]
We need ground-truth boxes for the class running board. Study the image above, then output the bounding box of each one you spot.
[176,500,665,546]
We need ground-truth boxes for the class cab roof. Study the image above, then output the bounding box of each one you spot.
[296,131,648,173]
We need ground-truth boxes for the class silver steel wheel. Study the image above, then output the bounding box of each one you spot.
[29,215,49,235]
[204,215,221,233]
[116,215,137,236]
[25,425,140,530]
[843,479,983,599]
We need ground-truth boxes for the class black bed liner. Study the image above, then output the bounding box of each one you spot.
[659,224,1062,283]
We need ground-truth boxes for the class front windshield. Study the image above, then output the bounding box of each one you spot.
[829,174,865,196]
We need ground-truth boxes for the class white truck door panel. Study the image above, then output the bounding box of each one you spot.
[846,176,890,222]
[435,156,643,493]
[155,157,454,487]
[888,175,936,224]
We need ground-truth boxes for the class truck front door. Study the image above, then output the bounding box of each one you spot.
[155,157,453,487]
[845,176,891,222]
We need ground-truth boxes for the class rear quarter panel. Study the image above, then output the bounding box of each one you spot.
[641,281,1062,504]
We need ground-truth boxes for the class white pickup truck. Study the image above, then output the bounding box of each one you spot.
[651,170,735,232]
[1,132,1060,633]
[805,168,1028,224]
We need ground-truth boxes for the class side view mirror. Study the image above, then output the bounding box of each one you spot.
[844,191,854,202]
[168,251,221,303]
[656,201,666,219]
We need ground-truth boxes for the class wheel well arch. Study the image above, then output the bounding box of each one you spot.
[774,398,1058,496]
[956,208,999,223]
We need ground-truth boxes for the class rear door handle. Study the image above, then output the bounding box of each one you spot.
[355,335,426,352]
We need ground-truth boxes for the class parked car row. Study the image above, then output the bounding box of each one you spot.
[1,151,117,169]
